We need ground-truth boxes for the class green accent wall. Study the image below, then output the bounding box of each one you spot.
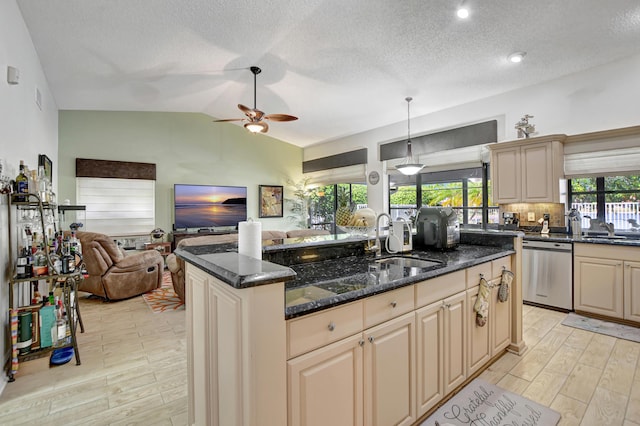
[58,111,303,233]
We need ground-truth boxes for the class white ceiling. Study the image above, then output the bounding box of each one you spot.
[16,0,640,148]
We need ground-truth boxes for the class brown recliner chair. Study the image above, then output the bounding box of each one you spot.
[76,231,164,301]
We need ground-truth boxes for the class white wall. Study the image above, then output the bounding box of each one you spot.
[0,0,59,393]
[305,53,640,215]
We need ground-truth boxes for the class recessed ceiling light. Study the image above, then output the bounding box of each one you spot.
[508,52,526,63]
[457,6,469,19]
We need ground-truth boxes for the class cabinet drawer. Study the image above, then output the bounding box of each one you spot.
[415,270,466,308]
[466,262,492,288]
[492,256,512,277]
[287,301,363,359]
[363,285,414,328]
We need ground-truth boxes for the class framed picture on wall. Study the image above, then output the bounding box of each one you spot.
[259,185,284,218]
[38,154,52,184]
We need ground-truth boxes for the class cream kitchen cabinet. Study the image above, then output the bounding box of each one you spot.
[574,243,640,322]
[488,136,565,203]
[185,264,288,426]
[288,334,364,426]
[624,261,640,322]
[466,256,513,376]
[287,288,416,426]
[415,290,466,417]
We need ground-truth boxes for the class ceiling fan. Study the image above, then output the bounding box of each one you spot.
[215,66,298,134]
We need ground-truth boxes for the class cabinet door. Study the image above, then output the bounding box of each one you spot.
[491,148,521,203]
[443,291,467,395]
[521,142,553,201]
[288,334,364,426]
[363,312,416,426]
[491,279,512,355]
[466,286,490,376]
[415,301,444,417]
[574,256,624,318]
[624,261,640,322]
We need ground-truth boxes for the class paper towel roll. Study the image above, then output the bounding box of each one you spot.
[238,220,262,260]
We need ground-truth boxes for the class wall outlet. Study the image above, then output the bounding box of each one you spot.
[527,212,535,221]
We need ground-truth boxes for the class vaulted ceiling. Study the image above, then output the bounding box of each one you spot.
[16,0,640,147]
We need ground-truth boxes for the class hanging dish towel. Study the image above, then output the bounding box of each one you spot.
[473,277,491,327]
[499,269,514,302]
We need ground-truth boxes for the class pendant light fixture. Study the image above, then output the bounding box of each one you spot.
[396,97,425,176]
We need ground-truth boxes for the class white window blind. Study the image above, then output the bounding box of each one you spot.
[76,177,155,236]
[303,164,367,185]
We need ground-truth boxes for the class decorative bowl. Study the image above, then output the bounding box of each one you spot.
[336,225,375,236]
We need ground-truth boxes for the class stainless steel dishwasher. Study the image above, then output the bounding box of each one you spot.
[522,240,573,311]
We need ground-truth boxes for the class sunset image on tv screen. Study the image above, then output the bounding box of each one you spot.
[174,184,247,228]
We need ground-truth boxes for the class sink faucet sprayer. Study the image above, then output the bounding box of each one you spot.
[371,213,408,257]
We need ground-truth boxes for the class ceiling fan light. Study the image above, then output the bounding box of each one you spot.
[244,121,267,133]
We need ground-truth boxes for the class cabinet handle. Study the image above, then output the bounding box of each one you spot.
[327,321,335,332]
[368,336,375,343]
[390,301,397,308]
[359,340,365,347]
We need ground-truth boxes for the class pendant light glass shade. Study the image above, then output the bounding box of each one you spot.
[396,97,424,176]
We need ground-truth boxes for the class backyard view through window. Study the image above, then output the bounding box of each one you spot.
[390,167,498,226]
[308,183,367,231]
[569,175,640,232]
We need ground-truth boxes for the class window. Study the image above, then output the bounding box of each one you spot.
[569,175,640,231]
[76,177,155,236]
[389,166,499,226]
[309,183,368,231]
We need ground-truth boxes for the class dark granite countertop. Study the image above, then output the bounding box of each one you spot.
[176,231,517,319]
[284,244,514,319]
[522,231,640,246]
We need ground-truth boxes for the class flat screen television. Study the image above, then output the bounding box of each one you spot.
[174,184,247,230]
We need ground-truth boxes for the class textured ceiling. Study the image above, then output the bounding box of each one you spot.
[16,0,640,147]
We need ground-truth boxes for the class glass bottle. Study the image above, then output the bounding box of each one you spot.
[37,165,48,202]
[14,160,28,202]
[32,244,48,277]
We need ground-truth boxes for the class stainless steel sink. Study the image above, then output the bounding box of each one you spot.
[374,256,444,270]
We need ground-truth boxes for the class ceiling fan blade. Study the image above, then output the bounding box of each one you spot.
[238,103,256,117]
[261,121,269,133]
[264,113,298,122]
[214,118,245,122]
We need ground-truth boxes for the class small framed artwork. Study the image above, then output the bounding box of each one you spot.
[259,185,284,218]
[38,154,52,184]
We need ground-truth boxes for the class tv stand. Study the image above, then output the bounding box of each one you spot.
[172,229,238,250]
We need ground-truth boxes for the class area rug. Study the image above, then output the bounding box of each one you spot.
[561,312,640,343]
[421,378,560,425]
[142,271,184,313]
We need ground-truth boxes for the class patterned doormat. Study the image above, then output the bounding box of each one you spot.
[421,378,560,425]
[562,312,640,343]
[142,271,184,313]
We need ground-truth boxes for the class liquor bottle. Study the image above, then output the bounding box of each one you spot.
[32,244,48,276]
[15,160,29,202]
[28,169,38,199]
[15,247,31,279]
[37,165,48,202]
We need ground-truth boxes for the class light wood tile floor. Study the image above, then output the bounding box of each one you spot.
[480,305,640,426]
[0,293,187,425]
[1,297,640,425]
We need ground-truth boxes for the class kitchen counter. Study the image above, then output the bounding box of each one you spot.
[176,233,516,319]
[522,231,640,246]
[181,230,525,425]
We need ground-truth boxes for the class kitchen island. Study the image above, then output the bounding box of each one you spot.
[176,230,524,426]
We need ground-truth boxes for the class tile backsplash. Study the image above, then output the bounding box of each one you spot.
[499,203,567,227]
